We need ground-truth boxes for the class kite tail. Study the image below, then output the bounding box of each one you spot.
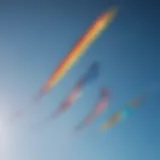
[134,82,160,106]
[34,89,46,103]
[67,128,80,139]
[68,124,87,139]
[100,121,115,131]
[34,81,52,103]
[69,130,78,138]
[14,108,26,119]
[100,122,110,131]
[33,107,65,130]
[4,107,27,128]
[69,127,82,137]
[32,115,54,131]
[85,114,94,124]
[71,121,88,137]
[49,107,64,120]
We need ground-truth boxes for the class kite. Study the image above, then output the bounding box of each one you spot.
[101,82,160,131]
[101,93,149,131]
[35,6,118,101]
[34,61,100,128]
[72,88,110,135]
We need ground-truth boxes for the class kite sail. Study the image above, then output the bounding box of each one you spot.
[72,88,110,135]
[35,6,118,101]
[34,61,100,128]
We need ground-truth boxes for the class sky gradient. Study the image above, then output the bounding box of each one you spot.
[0,0,159,160]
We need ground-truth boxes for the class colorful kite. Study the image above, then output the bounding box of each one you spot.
[100,82,160,131]
[72,88,110,134]
[101,94,147,131]
[35,6,118,101]
[34,61,100,127]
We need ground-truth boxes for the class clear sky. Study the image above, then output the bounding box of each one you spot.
[0,0,159,160]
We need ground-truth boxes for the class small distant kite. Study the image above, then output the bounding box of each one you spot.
[35,6,118,101]
[101,93,149,131]
[72,88,110,135]
[100,82,160,131]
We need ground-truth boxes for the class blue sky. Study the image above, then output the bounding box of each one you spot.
[0,0,159,160]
